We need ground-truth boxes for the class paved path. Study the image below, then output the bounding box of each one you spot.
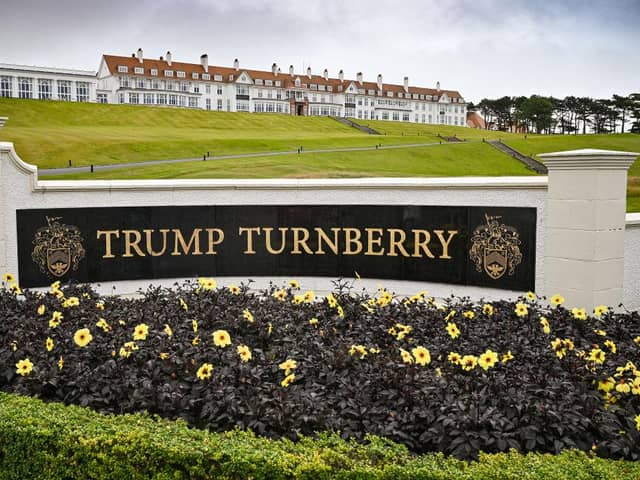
[39,141,463,176]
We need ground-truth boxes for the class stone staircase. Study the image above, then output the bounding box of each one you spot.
[486,140,548,174]
[0,117,7,131]
[330,116,380,135]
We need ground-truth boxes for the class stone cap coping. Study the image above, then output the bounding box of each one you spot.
[540,149,638,171]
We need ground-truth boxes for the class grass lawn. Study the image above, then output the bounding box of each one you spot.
[43,141,535,180]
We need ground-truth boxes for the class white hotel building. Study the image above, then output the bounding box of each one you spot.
[1,49,467,126]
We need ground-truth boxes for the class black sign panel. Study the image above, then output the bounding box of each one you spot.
[16,205,536,290]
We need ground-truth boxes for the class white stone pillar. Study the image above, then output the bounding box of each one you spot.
[540,149,638,311]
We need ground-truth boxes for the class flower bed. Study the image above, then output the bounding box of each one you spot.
[1,274,640,460]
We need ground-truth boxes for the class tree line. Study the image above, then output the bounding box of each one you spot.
[469,94,640,134]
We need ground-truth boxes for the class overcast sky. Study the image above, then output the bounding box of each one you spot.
[1,0,638,103]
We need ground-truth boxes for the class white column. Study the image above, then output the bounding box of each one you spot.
[541,149,638,311]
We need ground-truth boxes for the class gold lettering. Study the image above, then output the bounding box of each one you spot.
[264,227,288,255]
[171,228,203,256]
[342,228,363,255]
[412,230,435,258]
[433,229,458,259]
[205,228,225,255]
[315,227,340,255]
[143,229,170,257]
[291,227,313,254]
[239,227,261,254]
[388,228,411,257]
[122,229,146,257]
[96,230,120,259]
[365,228,385,256]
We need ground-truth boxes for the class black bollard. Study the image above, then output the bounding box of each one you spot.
[90,164,94,173]
[68,159,72,167]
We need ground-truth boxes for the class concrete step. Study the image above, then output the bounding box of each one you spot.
[486,139,548,174]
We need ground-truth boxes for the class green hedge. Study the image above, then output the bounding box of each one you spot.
[0,393,639,479]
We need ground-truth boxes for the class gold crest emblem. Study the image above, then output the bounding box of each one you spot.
[469,214,522,280]
[32,216,85,278]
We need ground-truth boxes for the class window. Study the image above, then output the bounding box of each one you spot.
[255,79,263,85]
[179,96,186,106]
[403,112,410,122]
[295,78,300,87]
[118,65,128,73]
[120,77,130,88]
[157,93,167,105]
[327,85,332,92]
[193,85,199,93]
[275,80,281,87]
[192,72,199,79]
[214,74,222,81]
[386,91,393,97]
[168,94,177,105]
[181,82,189,92]
[119,93,125,104]
[202,73,210,80]
[310,84,317,90]
[0,76,12,97]
[392,112,400,121]
[265,80,273,86]
[177,71,185,78]
[165,70,174,77]
[137,78,144,88]
[205,98,211,110]
[188,97,198,108]
[229,74,234,81]
[76,82,89,102]
[216,85,222,95]
[255,102,264,113]
[144,93,154,104]
[18,77,33,98]
[226,99,230,111]
[236,101,249,111]
[151,69,158,76]
[97,93,108,104]
[205,85,210,94]
[152,80,160,89]
[217,99,222,110]
[128,92,139,104]
[38,79,52,100]
[134,67,144,74]
[381,111,389,120]
[57,80,71,101]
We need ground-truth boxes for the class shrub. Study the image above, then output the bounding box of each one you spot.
[1,278,640,460]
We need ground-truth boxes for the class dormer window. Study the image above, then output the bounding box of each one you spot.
[310,84,317,90]
[202,73,210,80]
[229,74,234,81]
[318,84,325,91]
[327,85,332,92]
[177,71,185,78]
[358,88,365,94]
[214,74,222,81]
[368,89,374,95]
[134,67,144,75]
[338,85,342,92]
[255,79,263,85]
[151,69,158,76]
[117,65,128,73]
[265,80,273,86]
[295,77,300,87]
[398,92,403,98]
[386,91,393,97]
[192,72,199,79]
[274,80,281,87]
[165,70,174,77]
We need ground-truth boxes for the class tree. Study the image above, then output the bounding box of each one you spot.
[520,96,553,134]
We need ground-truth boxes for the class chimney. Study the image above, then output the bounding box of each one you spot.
[159,56,164,61]
[436,81,440,92]
[289,65,294,77]
[234,58,239,71]
[356,72,363,84]
[323,68,328,81]
[272,63,278,75]
[307,66,312,79]
[377,74,383,90]
[201,54,209,73]
[166,51,172,66]
[403,76,409,92]
[339,69,344,82]
[136,48,143,64]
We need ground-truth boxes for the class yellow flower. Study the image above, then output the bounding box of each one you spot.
[179,298,188,311]
[303,290,315,303]
[463,310,475,319]
[288,280,299,289]
[412,346,431,366]
[58,356,64,370]
[337,305,344,318]
[526,291,537,302]
[514,302,528,317]
[196,363,214,380]
[274,289,287,301]
[369,347,380,354]
[551,338,567,359]
[228,285,241,295]
[292,294,304,305]
[74,328,93,347]
[163,324,173,336]
[400,348,413,364]
[349,345,368,359]
[281,373,296,388]
[159,352,169,360]
[598,377,615,393]
[448,352,461,364]
[501,351,514,363]
[482,304,494,316]
[62,296,80,308]
[242,309,254,323]
[133,323,149,341]
[16,358,33,376]
[192,336,200,346]
[326,293,337,308]
[268,323,273,336]
[49,311,63,328]
[10,341,17,351]
[96,318,111,332]
[237,344,252,362]
[388,326,398,336]
[309,317,319,326]
[192,319,198,333]
[9,283,22,295]
[361,302,374,313]
[635,336,640,345]
[46,337,54,352]
[478,350,499,371]
[594,329,607,337]
[564,339,575,350]
[594,305,608,318]
[461,355,477,371]
[95,301,105,310]
[445,310,456,321]
[198,277,217,291]
[212,329,231,348]
[435,367,442,377]
[540,317,550,334]
[588,348,606,365]
[571,307,587,320]
[37,304,46,315]
[635,414,640,431]
[446,322,460,339]
[279,359,297,375]
[604,340,616,354]
[2,273,15,283]
[550,294,565,306]
[616,380,631,394]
